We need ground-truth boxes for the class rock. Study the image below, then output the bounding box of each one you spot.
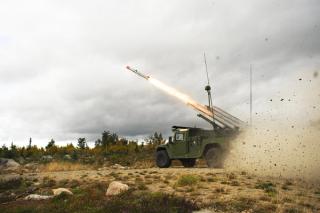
[52,188,73,196]
[6,160,20,168]
[63,154,72,161]
[106,181,129,196]
[98,166,110,171]
[111,164,125,169]
[24,194,53,200]
[0,158,20,171]
[24,163,38,170]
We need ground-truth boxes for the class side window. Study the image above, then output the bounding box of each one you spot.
[175,133,184,141]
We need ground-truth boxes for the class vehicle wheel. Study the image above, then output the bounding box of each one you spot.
[181,159,196,168]
[156,150,171,168]
[205,147,223,168]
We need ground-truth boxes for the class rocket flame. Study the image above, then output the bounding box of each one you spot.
[148,77,214,117]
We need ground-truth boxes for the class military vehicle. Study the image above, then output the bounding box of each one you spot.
[126,65,246,168]
[155,105,244,168]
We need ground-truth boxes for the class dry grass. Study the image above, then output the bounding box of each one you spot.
[133,160,154,168]
[39,162,91,172]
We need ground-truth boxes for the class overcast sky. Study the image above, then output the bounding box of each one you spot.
[0,0,319,147]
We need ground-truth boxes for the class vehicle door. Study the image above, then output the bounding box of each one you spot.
[187,135,202,157]
[170,131,187,157]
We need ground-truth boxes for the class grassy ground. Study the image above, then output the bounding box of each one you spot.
[1,186,198,213]
[1,165,320,213]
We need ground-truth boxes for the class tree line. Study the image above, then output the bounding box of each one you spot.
[0,131,165,164]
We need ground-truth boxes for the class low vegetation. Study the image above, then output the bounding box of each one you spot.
[176,175,199,187]
[0,177,22,191]
[212,197,258,212]
[255,181,277,196]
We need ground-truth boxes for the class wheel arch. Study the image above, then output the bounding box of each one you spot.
[156,147,167,152]
[203,143,221,157]
[156,146,172,159]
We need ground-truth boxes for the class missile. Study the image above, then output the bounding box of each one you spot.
[126,66,150,80]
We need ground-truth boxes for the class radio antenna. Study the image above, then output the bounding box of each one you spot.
[204,53,210,85]
[203,52,214,128]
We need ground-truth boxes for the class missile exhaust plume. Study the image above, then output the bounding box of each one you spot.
[148,77,214,116]
[126,66,213,117]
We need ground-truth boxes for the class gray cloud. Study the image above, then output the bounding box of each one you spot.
[0,0,319,146]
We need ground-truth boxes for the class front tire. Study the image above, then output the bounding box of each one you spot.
[205,147,223,168]
[156,150,171,168]
[181,159,196,168]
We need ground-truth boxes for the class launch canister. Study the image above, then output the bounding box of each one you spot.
[126,66,150,80]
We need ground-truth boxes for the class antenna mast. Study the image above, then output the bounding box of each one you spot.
[203,53,214,126]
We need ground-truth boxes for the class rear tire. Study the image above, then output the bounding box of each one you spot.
[181,159,196,168]
[156,150,171,168]
[205,147,223,168]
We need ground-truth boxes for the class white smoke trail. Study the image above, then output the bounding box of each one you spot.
[148,77,213,116]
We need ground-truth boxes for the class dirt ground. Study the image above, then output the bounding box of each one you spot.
[1,166,320,212]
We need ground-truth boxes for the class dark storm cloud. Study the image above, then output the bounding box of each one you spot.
[0,0,319,146]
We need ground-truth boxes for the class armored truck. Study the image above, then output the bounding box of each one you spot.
[156,126,237,168]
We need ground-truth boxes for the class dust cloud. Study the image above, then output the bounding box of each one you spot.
[225,124,320,181]
[224,71,320,182]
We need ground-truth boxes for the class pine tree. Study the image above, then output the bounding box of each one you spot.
[77,138,86,150]
[46,139,55,149]
[28,138,32,149]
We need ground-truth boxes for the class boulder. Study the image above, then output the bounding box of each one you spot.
[24,194,53,200]
[0,158,20,171]
[106,181,129,196]
[52,188,73,196]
